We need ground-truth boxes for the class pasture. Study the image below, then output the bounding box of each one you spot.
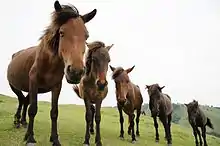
[0,95,219,146]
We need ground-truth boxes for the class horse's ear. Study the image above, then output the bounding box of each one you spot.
[109,65,116,71]
[126,65,135,74]
[184,103,188,107]
[160,86,165,90]
[106,44,114,51]
[82,9,97,23]
[145,85,150,89]
[54,1,62,12]
[194,100,198,107]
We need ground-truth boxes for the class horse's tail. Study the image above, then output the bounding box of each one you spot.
[72,85,81,98]
[206,117,214,129]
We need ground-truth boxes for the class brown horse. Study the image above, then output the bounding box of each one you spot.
[145,84,173,146]
[184,100,214,146]
[72,41,113,146]
[7,1,97,145]
[109,65,143,143]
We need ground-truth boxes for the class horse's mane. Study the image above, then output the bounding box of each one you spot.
[85,41,106,75]
[39,4,80,54]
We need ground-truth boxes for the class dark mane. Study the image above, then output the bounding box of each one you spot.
[85,41,106,75]
[39,4,80,54]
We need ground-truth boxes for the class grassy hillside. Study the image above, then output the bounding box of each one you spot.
[0,95,220,146]
[142,103,220,138]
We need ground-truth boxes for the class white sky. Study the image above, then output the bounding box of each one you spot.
[0,0,220,107]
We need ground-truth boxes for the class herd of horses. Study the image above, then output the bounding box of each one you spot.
[5,1,214,146]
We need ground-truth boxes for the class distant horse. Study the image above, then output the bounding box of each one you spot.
[184,100,214,146]
[73,41,113,146]
[145,84,173,146]
[7,1,97,145]
[109,65,143,143]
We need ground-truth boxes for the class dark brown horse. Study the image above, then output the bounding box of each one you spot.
[184,100,214,146]
[72,41,113,146]
[7,1,97,145]
[145,84,173,146]
[109,65,143,143]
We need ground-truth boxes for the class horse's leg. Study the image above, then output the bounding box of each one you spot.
[49,83,62,146]
[21,94,29,128]
[136,108,141,137]
[9,84,24,128]
[84,98,92,146]
[196,127,203,146]
[90,104,95,135]
[24,73,38,144]
[153,116,159,142]
[117,103,124,139]
[201,126,207,146]
[167,114,172,141]
[95,99,102,146]
[129,113,136,143]
[160,116,172,146]
[191,124,199,146]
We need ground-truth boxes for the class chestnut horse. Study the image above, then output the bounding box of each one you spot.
[73,41,113,146]
[145,84,173,146]
[7,1,97,145]
[109,65,143,143]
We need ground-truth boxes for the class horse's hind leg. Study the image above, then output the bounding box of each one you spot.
[9,84,24,128]
[135,109,141,137]
[21,94,29,128]
[167,114,172,141]
[201,126,208,146]
[191,125,199,146]
[160,116,172,146]
[90,104,95,135]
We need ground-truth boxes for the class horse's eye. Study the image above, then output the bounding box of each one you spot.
[59,31,64,37]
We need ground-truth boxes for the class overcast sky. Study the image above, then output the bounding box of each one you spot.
[0,0,220,107]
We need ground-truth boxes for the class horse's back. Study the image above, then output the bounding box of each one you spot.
[7,46,37,92]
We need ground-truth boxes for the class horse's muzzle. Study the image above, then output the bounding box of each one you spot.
[66,66,84,84]
[96,80,108,91]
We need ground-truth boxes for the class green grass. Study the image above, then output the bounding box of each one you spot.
[0,95,220,146]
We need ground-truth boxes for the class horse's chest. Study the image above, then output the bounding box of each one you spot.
[122,101,134,115]
[83,87,107,103]
[38,70,64,87]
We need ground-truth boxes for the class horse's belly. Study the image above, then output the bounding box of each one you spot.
[7,47,36,92]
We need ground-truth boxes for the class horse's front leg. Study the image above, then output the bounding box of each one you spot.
[117,103,124,139]
[24,72,38,145]
[84,98,92,146]
[95,99,102,146]
[129,113,136,143]
[50,83,62,146]
[90,104,95,135]
[153,116,159,142]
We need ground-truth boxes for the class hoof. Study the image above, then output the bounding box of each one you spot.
[26,143,36,146]
[132,140,136,144]
[96,141,102,146]
[14,123,20,128]
[119,136,124,140]
[167,144,172,146]
[155,139,159,143]
[83,144,89,146]
[136,134,140,137]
